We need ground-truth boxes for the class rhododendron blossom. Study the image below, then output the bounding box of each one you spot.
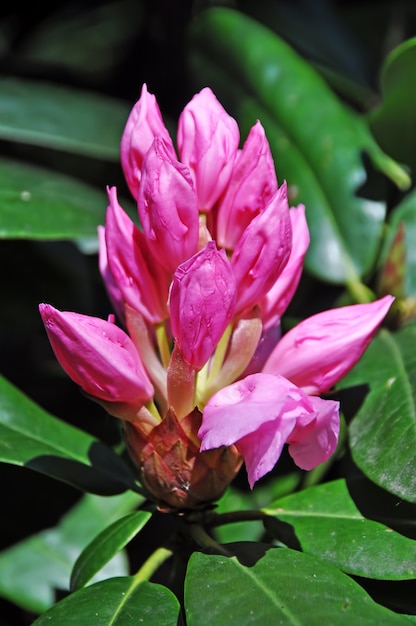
[39,84,394,510]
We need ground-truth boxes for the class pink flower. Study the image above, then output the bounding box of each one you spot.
[104,186,169,324]
[120,84,174,200]
[231,183,292,315]
[260,204,310,329]
[287,395,340,471]
[199,373,340,487]
[39,84,395,505]
[97,225,125,324]
[39,304,153,407]
[177,87,240,211]
[138,137,199,273]
[216,120,278,250]
[169,241,236,369]
[262,295,395,394]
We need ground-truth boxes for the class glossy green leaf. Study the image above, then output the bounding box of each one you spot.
[0,157,108,239]
[188,8,410,284]
[263,479,416,579]
[0,77,129,159]
[0,491,143,614]
[338,325,416,502]
[33,578,180,625]
[214,474,300,544]
[71,510,152,591]
[368,37,416,175]
[185,547,409,625]
[0,374,136,494]
[237,0,371,90]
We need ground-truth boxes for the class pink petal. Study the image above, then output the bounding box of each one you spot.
[288,395,340,470]
[39,304,154,405]
[120,84,174,200]
[138,137,199,273]
[263,295,395,393]
[202,376,298,488]
[237,421,295,488]
[216,120,278,250]
[199,373,339,487]
[105,186,169,324]
[98,225,125,324]
[260,205,310,329]
[231,183,292,315]
[199,373,308,450]
[177,87,240,212]
[241,324,282,377]
[169,241,236,368]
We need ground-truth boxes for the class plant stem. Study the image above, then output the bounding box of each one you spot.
[155,321,171,369]
[133,546,173,585]
[207,509,268,528]
[186,523,230,556]
[346,277,375,304]
[207,323,233,383]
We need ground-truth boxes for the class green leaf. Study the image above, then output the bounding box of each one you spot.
[368,37,416,176]
[0,491,143,614]
[0,157,108,239]
[0,374,136,494]
[185,546,410,625]
[237,0,371,91]
[338,325,416,502]
[188,8,410,284]
[263,479,416,579]
[214,474,300,544]
[70,510,152,591]
[19,1,144,82]
[0,77,129,160]
[32,578,180,625]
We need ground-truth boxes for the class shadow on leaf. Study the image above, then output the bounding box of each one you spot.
[25,441,138,495]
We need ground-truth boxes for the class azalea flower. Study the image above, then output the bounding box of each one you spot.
[39,84,394,510]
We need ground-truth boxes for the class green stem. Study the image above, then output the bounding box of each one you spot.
[155,321,171,369]
[133,546,173,585]
[346,277,375,304]
[207,323,233,383]
[207,509,268,528]
[187,523,230,556]
[145,399,162,422]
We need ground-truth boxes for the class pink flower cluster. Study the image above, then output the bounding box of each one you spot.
[39,85,393,503]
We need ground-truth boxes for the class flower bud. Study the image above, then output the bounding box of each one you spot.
[169,241,236,368]
[39,304,154,406]
[231,183,292,315]
[216,121,278,250]
[138,137,199,273]
[104,186,169,324]
[124,407,242,510]
[120,84,174,200]
[98,225,125,324]
[177,87,239,211]
[263,295,395,394]
[260,205,310,329]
